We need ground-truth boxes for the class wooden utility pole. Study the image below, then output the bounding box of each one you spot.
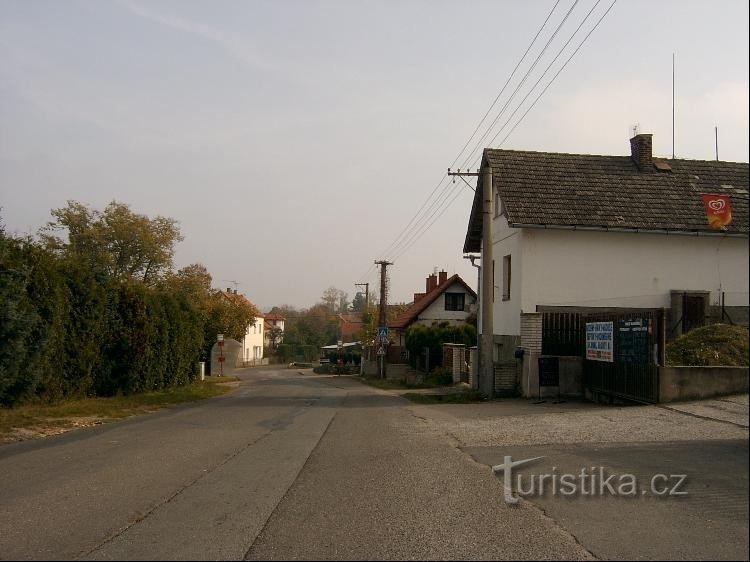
[374,260,392,379]
[354,282,369,315]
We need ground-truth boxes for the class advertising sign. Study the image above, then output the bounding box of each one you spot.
[618,318,650,364]
[701,194,732,230]
[586,322,613,362]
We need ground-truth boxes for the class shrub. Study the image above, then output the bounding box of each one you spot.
[425,367,453,386]
[404,321,476,371]
[666,323,749,366]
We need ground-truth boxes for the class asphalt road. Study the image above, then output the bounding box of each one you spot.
[1,369,746,560]
[0,369,590,561]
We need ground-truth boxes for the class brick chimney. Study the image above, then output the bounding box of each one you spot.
[413,292,425,303]
[438,270,447,285]
[426,273,438,292]
[630,133,653,171]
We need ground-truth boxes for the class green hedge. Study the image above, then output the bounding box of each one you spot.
[404,321,477,371]
[0,234,203,407]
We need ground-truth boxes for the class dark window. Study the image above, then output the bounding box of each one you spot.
[445,292,465,311]
[502,255,511,301]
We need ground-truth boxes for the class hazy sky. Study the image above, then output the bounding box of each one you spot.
[1,0,748,310]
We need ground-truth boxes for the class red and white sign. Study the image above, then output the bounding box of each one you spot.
[701,194,733,230]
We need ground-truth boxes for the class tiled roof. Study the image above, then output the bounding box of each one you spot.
[264,313,285,321]
[220,290,262,314]
[389,274,476,330]
[464,149,749,252]
[339,313,363,339]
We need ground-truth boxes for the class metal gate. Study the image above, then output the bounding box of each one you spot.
[583,311,663,404]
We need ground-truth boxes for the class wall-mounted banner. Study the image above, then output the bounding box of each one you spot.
[586,321,613,362]
[701,194,732,230]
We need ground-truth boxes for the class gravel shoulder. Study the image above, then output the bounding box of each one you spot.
[406,394,749,448]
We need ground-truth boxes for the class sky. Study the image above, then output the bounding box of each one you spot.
[1,0,748,310]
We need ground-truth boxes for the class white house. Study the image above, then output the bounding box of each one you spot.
[220,288,265,363]
[389,270,477,347]
[463,134,749,363]
[263,313,285,348]
[242,315,265,363]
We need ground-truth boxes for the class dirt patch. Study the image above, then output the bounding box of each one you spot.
[1,416,108,445]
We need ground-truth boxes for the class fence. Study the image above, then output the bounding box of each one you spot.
[542,312,583,356]
[583,311,663,403]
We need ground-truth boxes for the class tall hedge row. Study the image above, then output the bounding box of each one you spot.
[0,234,204,407]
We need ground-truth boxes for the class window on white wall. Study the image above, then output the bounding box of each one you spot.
[502,255,511,301]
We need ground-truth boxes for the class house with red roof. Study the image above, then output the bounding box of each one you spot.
[389,270,477,347]
[263,313,285,348]
[339,313,364,343]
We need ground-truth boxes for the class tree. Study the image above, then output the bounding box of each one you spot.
[41,200,182,286]
[351,292,367,313]
[267,326,283,350]
[202,291,259,359]
[321,286,339,312]
[321,286,349,313]
[338,290,350,313]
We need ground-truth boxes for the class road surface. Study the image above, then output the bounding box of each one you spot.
[0,368,746,560]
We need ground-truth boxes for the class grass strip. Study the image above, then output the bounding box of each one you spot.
[0,376,239,439]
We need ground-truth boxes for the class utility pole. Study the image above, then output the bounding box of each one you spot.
[479,165,494,398]
[463,253,481,390]
[354,282,369,315]
[355,282,369,377]
[374,260,392,379]
[450,167,493,397]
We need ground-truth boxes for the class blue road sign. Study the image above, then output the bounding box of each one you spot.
[377,326,388,338]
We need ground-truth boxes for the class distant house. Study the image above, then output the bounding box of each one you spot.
[389,270,477,347]
[463,133,749,365]
[263,313,285,348]
[221,288,264,363]
[339,313,364,343]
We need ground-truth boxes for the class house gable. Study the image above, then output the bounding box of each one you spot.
[390,274,476,331]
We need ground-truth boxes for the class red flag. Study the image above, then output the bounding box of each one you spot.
[701,194,732,230]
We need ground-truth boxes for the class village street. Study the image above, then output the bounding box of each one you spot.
[0,368,747,561]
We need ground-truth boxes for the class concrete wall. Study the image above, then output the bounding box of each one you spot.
[659,366,749,402]
[362,358,378,377]
[360,359,409,380]
[521,354,584,399]
[210,338,242,376]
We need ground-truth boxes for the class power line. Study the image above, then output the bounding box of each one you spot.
[359,0,566,275]
[449,0,564,170]
[362,0,617,272]
[377,0,582,265]
[386,0,618,262]
[487,0,617,152]
[459,0,582,170]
